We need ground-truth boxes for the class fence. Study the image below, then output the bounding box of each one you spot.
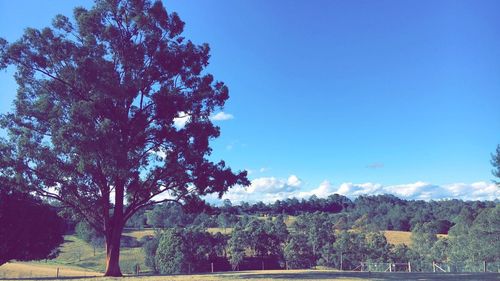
[358,261,500,273]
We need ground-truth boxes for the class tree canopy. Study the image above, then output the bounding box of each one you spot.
[0,0,248,276]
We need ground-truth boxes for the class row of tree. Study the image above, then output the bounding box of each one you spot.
[141,204,499,273]
[127,195,496,235]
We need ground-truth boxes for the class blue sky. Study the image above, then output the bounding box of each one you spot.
[1,0,499,201]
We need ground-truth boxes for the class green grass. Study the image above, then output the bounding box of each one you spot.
[25,235,147,275]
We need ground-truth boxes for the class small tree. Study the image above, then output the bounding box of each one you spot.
[155,228,186,274]
[227,226,246,270]
[492,144,500,184]
[142,234,159,273]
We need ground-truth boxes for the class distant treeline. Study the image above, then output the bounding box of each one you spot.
[126,194,497,234]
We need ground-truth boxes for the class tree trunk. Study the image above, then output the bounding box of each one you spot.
[104,225,123,276]
[104,182,125,277]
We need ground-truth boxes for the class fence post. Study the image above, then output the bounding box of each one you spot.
[340,252,343,271]
[432,261,435,272]
[56,267,59,278]
[408,262,411,272]
[483,261,486,272]
[211,262,214,273]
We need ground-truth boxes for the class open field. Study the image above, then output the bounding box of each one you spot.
[0,262,98,279]
[1,269,499,281]
[383,231,448,245]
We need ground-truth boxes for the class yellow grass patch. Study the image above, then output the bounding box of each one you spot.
[383,230,448,246]
[0,262,98,279]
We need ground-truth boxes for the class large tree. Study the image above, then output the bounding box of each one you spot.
[0,0,248,276]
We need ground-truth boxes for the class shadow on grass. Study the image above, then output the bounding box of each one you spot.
[234,271,500,281]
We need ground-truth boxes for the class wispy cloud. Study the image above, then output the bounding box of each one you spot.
[210,112,234,121]
[366,162,384,169]
[259,167,270,173]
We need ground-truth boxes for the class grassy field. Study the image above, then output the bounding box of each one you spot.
[383,230,448,246]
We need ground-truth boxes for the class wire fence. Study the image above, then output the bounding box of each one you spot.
[358,261,500,273]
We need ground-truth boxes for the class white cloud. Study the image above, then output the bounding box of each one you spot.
[209,175,500,204]
[217,175,303,203]
[297,180,334,198]
[173,111,233,128]
[173,111,190,128]
[210,112,234,121]
[287,175,302,187]
[443,182,500,201]
[336,182,383,197]
[336,181,500,201]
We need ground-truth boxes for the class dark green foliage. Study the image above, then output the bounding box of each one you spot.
[448,205,500,267]
[75,221,101,243]
[227,225,246,270]
[411,223,438,258]
[151,227,224,274]
[146,202,189,228]
[125,208,148,228]
[217,211,238,229]
[155,229,186,274]
[0,187,64,266]
[142,234,159,273]
[284,234,315,269]
[284,212,335,268]
[365,232,391,262]
[182,227,219,272]
[227,217,289,270]
[192,212,217,228]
